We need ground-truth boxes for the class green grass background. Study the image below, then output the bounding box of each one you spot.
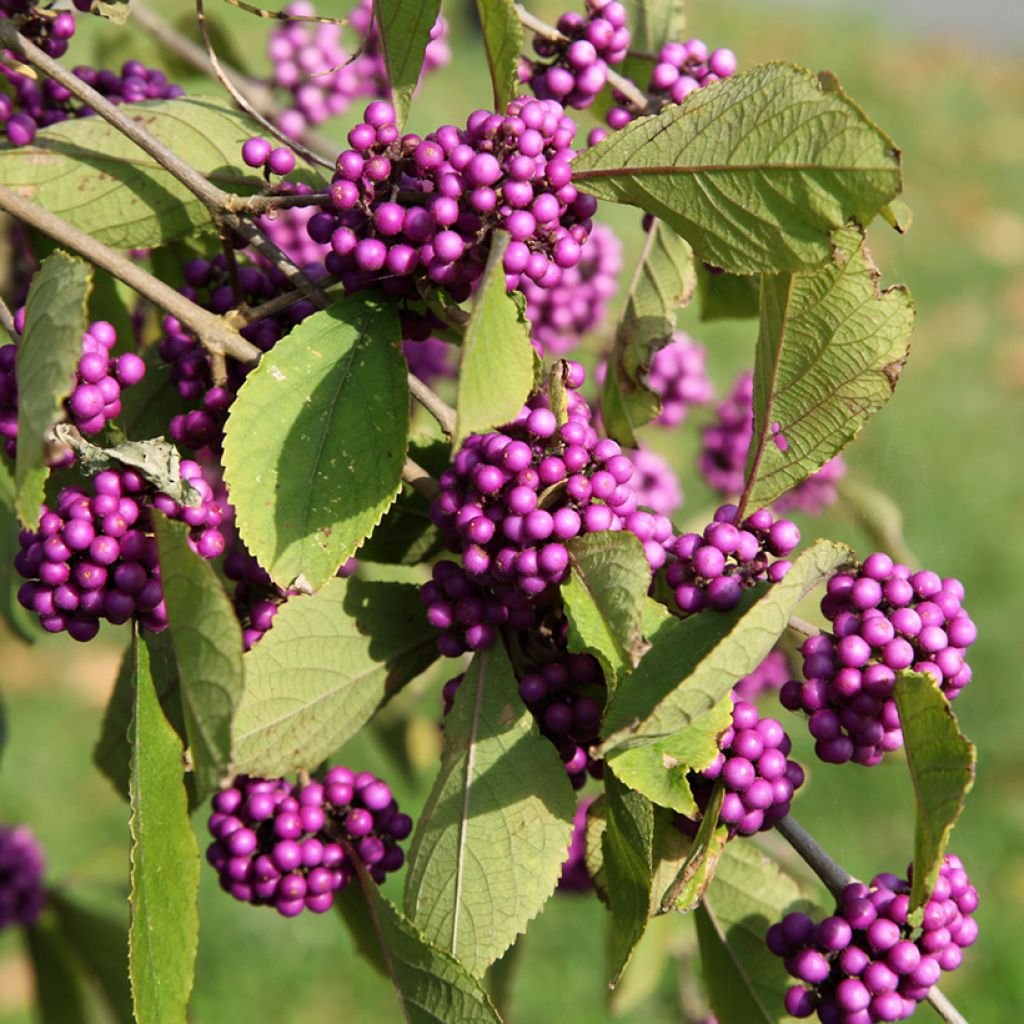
[1,0,1022,1020]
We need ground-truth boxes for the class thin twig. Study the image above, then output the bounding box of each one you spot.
[0,295,19,342]
[196,0,336,171]
[776,815,969,1024]
[787,615,821,640]
[407,373,456,437]
[228,275,333,324]
[514,3,648,112]
[402,457,439,501]
[219,0,346,24]
[0,184,261,363]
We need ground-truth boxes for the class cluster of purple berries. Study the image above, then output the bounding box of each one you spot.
[267,0,449,140]
[259,205,332,268]
[0,59,183,147]
[647,333,714,427]
[680,700,805,837]
[700,371,847,517]
[206,766,411,918]
[159,254,319,451]
[521,0,630,111]
[423,367,675,656]
[241,136,297,178]
[0,823,45,930]
[0,0,74,58]
[781,554,975,766]
[304,97,596,310]
[403,336,456,385]
[558,797,594,893]
[664,504,800,615]
[14,462,225,640]
[768,855,978,1022]
[520,222,621,356]
[0,319,145,460]
[626,447,683,518]
[733,648,790,702]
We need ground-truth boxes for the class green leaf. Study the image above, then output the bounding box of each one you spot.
[893,671,976,916]
[128,629,200,1024]
[24,916,87,1024]
[49,891,132,1023]
[608,696,733,815]
[84,0,130,23]
[697,842,817,1024]
[154,516,243,799]
[658,782,729,913]
[455,232,534,447]
[0,454,41,642]
[562,531,654,682]
[475,0,523,111]
[697,266,761,321]
[14,251,91,528]
[0,97,321,249]
[602,771,655,986]
[337,878,501,1023]
[404,645,576,976]
[600,540,851,756]
[742,227,914,510]
[231,577,438,777]
[223,293,408,591]
[880,198,912,234]
[373,0,442,127]
[599,219,696,446]
[572,63,902,274]
[837,476,916,568]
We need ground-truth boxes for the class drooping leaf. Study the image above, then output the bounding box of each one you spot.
[602,771,656,986]
[154,516,243,799]
[893,671,976,916]
[373,0,442,127]
[608,695,732,815]
[572,64,902,274]
[231,577,438,777]
[128,630,200,1024]
[0,454,41,642]
[561,531,654,681]
[223,293,408,591]
[14,251,91,527]
[0,98,321,249]
[404,645,576,976]
[455,232,534,447]
[337,875,502,1023]
[475,0,523,111]
[600,540,851,755]
[24,916,87,1024]
[697,266,760,321]
[600,219,696,445]
[658,782,729,914]
[49,891,132,1024]
[742,227,914,510]
[697,842,818,1024]
[85,0,130,24]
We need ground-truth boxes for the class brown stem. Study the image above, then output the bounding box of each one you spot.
[0,295,19,341]
[407,373,456,438]
[0,184,261,363]
[228,275,334,325]
[401,457,439,501]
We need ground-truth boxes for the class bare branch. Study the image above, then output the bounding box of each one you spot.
[407,373,456,438]
[402,457,439,501]
[0,295,19,342]
[218,0,347,24]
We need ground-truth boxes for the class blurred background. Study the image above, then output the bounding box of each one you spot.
[1,0,1022,1021]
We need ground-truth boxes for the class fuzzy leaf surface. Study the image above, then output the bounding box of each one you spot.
[154,517,243,799]
[404,646,576,975]
[572,63,901,274]
[373,0,442,127]
[455,232,534,447]
[600,540,851,755]
[894,671,976,915]
[223,293,408,591]
[128,632,200,1024]
[14,251,91,527]
[600,219,696,445]
[232,577,438,776]
[743,227,914,509]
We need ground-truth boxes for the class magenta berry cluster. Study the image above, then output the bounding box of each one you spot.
[0,823,45,930]
[627,447,683,518]
[768,855,978,1023]
[305,97,596,309]
[680,700,805,838]
[700,370,847,516]
[14,462,225,640]
[0,0,75,58]
[0,59,183,147]
[159,253,319,451]
[403,336,456,385]
[422,366,674,656]
[558,797,594,893]
[521,0,630,111]
[205,766,411,918]
[664,504,800,615]
[780,554,975,766]
[648,333,714,427]
[241,136,297,177]
[734,648,790,702]
[0,319,145,460]
[259,205,332,269]
[520,222,622,356]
